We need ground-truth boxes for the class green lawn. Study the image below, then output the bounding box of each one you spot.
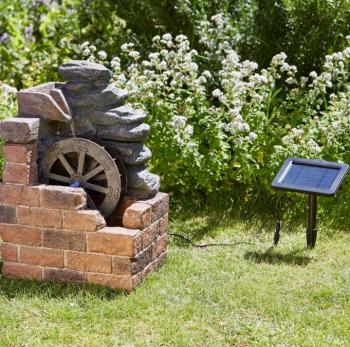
[1,213,350,347]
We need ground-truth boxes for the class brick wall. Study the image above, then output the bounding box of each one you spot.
[0,117,169,292]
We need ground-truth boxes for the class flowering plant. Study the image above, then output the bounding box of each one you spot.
[76,14,350,201]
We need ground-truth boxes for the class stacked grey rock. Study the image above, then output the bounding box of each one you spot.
[58,60,160,199]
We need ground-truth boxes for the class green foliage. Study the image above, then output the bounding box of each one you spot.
[2,0,350,207]
[0,0,127,88]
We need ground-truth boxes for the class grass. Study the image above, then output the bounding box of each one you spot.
[1,211,350,347]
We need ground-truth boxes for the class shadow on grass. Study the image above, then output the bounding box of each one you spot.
[244,247,313,266]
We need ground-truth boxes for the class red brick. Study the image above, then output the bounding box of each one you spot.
[87,227,140,256]
[17,206,62,228]
[0,184,40,206]
[42,229,86,251]
[2,163,37,185]
[112,257,132,275]
[0,184,23,205]
[39,186,86,210]
[22,186,40,206]
[1,243,18,262]
[141,221,159,249]
[132,244,153,274]
[87,273,133,291]
[0,223,41,246]
[0,204,16,223]
[153,234,168,260]
[106,195,137,227]
[143,193,169,222]
[2,262,42,280]
[43,268,86,283]
[0,117,39,144]
[159,213,169,235]
[65,251,111,273]
[20,246,64,268]
[3,143,37,165]
[62,210,105,231]
[116,196,137,215]
[122,203,152,229]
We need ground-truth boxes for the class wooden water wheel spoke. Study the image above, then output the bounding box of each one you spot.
[83,165,104,181]
[86,157,99,172]
[85,182,109,194]
[58,153,75,176]
[41,138,123,218]
[77,151,85,176]
[48,173,71,183]
[86,192,98,210]
[92,173,107,181]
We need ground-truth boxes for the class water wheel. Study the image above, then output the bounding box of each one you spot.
[41,138,124,218]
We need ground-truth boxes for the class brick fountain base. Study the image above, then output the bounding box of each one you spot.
[0,117,168,292]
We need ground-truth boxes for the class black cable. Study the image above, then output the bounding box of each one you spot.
[169,233,255,248]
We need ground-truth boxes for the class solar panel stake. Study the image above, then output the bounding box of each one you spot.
[272,157,349,248]
[307,194,317,248]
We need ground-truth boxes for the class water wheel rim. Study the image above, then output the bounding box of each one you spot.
[41,138,121,218]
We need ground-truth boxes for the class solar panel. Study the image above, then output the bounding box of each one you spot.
[272,158,349,196]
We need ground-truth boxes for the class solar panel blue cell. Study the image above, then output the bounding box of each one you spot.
[272,158,348,195]
[282,164,341,189]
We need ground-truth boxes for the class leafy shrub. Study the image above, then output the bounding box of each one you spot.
[0,0,127,88]
[79,14,350,203]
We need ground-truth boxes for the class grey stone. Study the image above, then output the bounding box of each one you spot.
[89,106,146,126]
[102,141,152,166]
[73,115,96,138]
[59,60,112,82]
[126,166,160,199]
[63,80,108,95]
[71,85,128,109]
[96,123,150,142]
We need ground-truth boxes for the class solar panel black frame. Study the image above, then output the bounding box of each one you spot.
[271,157,349,196]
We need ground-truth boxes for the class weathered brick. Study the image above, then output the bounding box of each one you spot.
[42,229,86,251]
[2,163,38,185]
[122,203,152,229]
[153,234,168,260]
[87,273,133,291]
[62,210,105,232]
[43,268,86,283]
[141,221,159,249]
[3,143,37,165]
[87,227,140,256]
[0,204,16,223]
[0,184,23,205]
[20,246,64,268]
[0,184,40,206]
[0,223,41,246]
[0,117,39,144]
[106,195,137,227]
[1,243,18,262]
[65,251,111,273]
[39,186,86,210]
[143,192,169,222]
[22,186,40,206]
[159,213,169,235]
[132,272,142,288]
[112,257,132,275]
[2,262,42,280]
[132,244,153,274]
[17,206,62,228]
[157,252,167,269]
